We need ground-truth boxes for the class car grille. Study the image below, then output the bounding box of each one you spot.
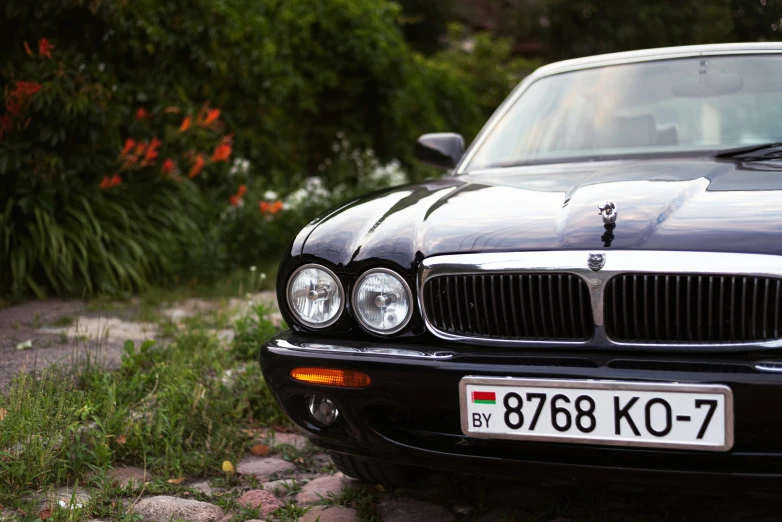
[605,274,782,344]
[422,274,593,341]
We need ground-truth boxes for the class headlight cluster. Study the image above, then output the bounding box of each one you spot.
[287,264,413,335]
[287,265,344,328]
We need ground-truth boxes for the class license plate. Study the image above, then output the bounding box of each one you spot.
[459,377,733,451]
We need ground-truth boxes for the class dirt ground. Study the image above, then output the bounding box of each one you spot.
[2,298,782,521]
[0,299,130,387]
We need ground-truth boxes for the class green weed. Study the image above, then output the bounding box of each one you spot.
[0,304,288,515]
[232,303,279,361]
[323,486,380,521]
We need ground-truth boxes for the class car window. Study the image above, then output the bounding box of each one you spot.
[467,55,782,170]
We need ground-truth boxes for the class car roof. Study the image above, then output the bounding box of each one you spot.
[535,42,782,78]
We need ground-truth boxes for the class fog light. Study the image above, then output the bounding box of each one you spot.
[307,396,339,427]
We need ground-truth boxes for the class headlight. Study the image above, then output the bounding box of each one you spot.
[352,268,413,335]
[287,264,344,328]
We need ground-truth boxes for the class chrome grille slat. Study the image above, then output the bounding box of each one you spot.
[605,273,782,344]
[419,251,782,348]
[423,273,592,341]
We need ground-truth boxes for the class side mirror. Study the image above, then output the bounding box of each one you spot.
[415,133,465,170]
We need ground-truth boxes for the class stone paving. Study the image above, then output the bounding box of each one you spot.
[4,296,782,521]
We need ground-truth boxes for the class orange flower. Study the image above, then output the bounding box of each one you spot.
[38,38,54,59]
[188,154,205,178]
[201,108,221,126]
[99,176,111,190]
[161,158,175,175]
[135,107,149,120]
[110,174,122,187]
[23,41,33,56]
[179,116,192,132]
[229,184,247,207]
[211,143,232,162]
[259,200,284,215]
[122,138,135,155]
[134,141,147,156]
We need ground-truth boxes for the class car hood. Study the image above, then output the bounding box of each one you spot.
[300,157,782,270]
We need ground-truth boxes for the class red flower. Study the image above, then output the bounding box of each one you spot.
[99,175,122,190]
[122,138,136,155]
[259,200,284,215]
[179,116,192,132]
[188,154,205,178]
[0,115,10,139]
[211,143,232,162]
[135,107,149,120]
[161,158,175,175]
[139,136,161,166]
[237,184,247,197]
[134,141,147,156]
[1,81,42,138]
[38,38,54,59]
[15,81,42,98]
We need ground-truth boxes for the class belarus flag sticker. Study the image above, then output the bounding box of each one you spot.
[471,391,496,405]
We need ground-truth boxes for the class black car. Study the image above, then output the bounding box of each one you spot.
[260,43,782,486]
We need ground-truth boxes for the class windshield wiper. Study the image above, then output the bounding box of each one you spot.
[715,142,782,160]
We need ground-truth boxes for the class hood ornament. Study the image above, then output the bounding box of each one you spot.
[588,253,606,272]
[598,202,617,224]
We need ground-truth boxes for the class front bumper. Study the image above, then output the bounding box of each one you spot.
[260,331,782,483]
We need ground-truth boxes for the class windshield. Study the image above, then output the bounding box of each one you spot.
[466,55,782,170]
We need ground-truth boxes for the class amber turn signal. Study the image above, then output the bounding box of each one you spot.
[290,367,371,388]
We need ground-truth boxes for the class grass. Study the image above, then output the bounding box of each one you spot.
[0,298,290,520]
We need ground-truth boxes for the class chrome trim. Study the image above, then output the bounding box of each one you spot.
[456,45,782,174]
[352,267,415,336]
[273,339,454,359]
[418,250,782,350]
[286,264,345,329]
[458,376,734,452]
[754,362,782,373]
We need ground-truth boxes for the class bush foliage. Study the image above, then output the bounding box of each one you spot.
[0,0,533,298]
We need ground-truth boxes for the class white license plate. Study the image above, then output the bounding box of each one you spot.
[460,377,734,451]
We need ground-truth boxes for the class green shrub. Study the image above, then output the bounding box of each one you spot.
[0,0,530,297]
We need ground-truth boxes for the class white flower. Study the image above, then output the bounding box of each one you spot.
[365,159,407,186]
[228,157,251,177]
[250,266,257,272]
[263,190,278,201]
[260,273,267,280]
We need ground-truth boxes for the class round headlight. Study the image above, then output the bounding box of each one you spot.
[287,264,344,328]
[352,268,413,335]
